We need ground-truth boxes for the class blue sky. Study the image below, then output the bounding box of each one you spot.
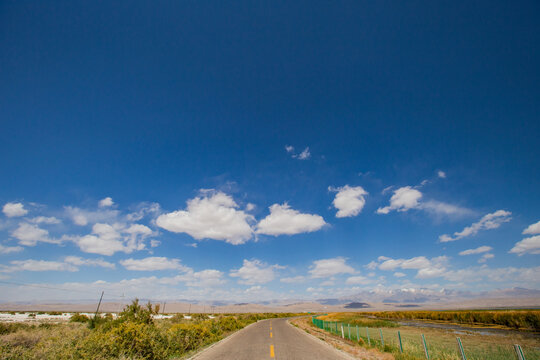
[0,0,539,302]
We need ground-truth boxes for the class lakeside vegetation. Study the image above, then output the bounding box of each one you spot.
[313,312,540,360]
[364,310,540,331]
[0,299,298,360]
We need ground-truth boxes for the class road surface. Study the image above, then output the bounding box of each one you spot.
[192,317,353,360]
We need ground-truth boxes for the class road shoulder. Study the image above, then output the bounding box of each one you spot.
[289,317,394,360]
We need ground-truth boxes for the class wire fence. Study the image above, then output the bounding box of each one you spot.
[312,316,540,360]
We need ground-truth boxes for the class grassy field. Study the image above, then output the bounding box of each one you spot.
[316,312,540,360]
[0,299,299,360]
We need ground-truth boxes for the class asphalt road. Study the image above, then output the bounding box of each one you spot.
[192,318,353,360]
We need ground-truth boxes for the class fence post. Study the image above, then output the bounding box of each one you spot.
[398,330,403,353]
[514,344,526,360]
[348,324,351,339]
[341,324,345,338]
[366,327,370,346]
[379,328,384,347]
[456,337,467,360]
[356,325,359,341]
[422,334,429,359]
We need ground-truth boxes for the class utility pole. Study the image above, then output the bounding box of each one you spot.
[94,291,104,319]
[162,302,166,314]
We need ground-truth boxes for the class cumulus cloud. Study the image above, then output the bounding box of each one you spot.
[443,265,540,286]
[329,185,368,218]
[73,223,126,255]
[394,272,406,278]
[120,257,188,271]
[377,186,471,217]
[0,244,24,254]
[478,253,494,263]
[522,220,540,235]
[374,255,448,279]
[64,206,120,226]
[509,235,540,256]
[29,216,61,224]
[64,256,116,269]
[71,222,153,256]
[295,147,311,160]
[98,197,114,208]
[256,203,326,236]
[437,170,446,178]
[156,191,254,245]
[1,259,78,273]
[459,246,493,256]
[11,223,59,246]
[345,275,371,285]
[439,210,511,242]
[286,145,311,160]
[377,186,422,214]
[230,259,282,285]
[2,202,28,218]
[279,276,306,284]
[309,257,355,278]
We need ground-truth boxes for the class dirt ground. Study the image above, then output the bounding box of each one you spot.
[289,317,394,360]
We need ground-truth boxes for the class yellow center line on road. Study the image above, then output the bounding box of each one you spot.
[270,344,275,358]
[270,332,273,338]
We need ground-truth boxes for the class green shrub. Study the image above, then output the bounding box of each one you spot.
[70,313,89,323]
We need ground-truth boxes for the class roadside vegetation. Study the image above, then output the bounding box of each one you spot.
[314,312,540,360]
[0,299,298,360]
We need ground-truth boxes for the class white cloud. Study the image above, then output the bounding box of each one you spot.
[72,222,153,256]
[246,203,255,211]
[98,197,114,208]
[230,259,281,285]
[437,170,446,178]
[64,256,116,269]
[120,257,188,271]
[184,270,226,287]
[329,185,368,218]
[126,202,161,222]
[29,216,61,224]
[459,246,493,256]
[156,191,254,245]
[286,146,311,160]
[439,210,511,242]
[0,244,24,254]
[11,223,59,246]
[309,257,355,278]
[394,272,406,278]
[509,235,540,256]
[295,147,311,160]
[377,186,422,214]
[523,220,540,235]
[280,276,306,284]
[420,201,473,217]
[64,206,120,226]
[1,260,78,273]
[374,255,448,279]
[443,265,540,286]
[345,275,371,285]
[256,203,326,236]
[2,202,28,218]
[377,186,471,217]
[478,253,494,263]
[150,239,161,248]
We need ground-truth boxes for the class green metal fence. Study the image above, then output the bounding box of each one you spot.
[311,316,539,360]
